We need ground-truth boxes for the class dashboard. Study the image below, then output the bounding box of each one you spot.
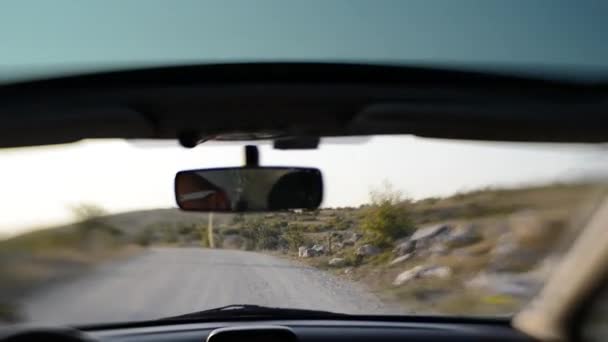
[81,319,535,342]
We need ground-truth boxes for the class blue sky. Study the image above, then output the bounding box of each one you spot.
[1,0,607,81]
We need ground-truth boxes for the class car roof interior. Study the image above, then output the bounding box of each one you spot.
[1,62,607,149]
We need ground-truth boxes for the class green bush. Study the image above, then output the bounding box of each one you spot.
[360,182,415,246]
[240,218,281,250]
[281,226,311,251]
[328,215,352,231]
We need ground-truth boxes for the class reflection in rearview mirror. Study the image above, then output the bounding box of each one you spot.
[175,167,323,212]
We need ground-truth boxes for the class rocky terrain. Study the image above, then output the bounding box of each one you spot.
[1,182,605,320]
[286,183,605,315]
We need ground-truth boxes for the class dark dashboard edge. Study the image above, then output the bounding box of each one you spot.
[77,315,512,332]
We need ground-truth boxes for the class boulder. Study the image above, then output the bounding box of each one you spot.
[420,266,452,279]
[332,242,344,250]
[489,234,540,272]
[311,244,326,254]
[429,243,448,256]
[491,234,519,256]
[393,240,415,256]
[389,253,412,265]
[393,265,426,285]
[356,244,381,257]
[411,224,451,242]
[444,224,481,247]
[393,265,453,286]
[466,272,538,297]
[328,257,346,267]
[344,233,362,245]
[299,246,321,258]
[301,248,315,258]
[342,240,355,247]
[410,224,452,249]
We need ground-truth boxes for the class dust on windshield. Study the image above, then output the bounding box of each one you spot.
[0,136,606,325]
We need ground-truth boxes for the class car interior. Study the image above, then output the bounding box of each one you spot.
[0,62,607,342]
[2,2,608,341]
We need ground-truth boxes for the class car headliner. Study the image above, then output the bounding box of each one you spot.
[0,62,606,149]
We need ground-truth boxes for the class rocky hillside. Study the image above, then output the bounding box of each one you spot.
[1,182,605,320]
[292,183,605,315]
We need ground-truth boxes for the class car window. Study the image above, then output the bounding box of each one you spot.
[0,136,606,325]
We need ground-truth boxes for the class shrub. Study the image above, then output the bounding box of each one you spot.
[303,224,329,233]
[328,215,352,231]
[360,182,415,246]
[240,218,281,250]
[70,203,108,221]
[222,227,240,236]
[343,249,363,267]
[231,214,245,225]
[135,228,154,246]
[281,226,311,251]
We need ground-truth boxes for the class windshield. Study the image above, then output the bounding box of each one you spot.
[1,0,608,83]
[0,136,606,324]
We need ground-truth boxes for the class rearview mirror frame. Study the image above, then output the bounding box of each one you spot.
[174,166,323,212]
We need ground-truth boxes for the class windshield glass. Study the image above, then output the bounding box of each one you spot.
[1,0,608,83]
[0,136,606,324]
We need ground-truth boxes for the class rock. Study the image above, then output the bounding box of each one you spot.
[389,253,411,265]
[444,224,481,247]
[491,234,518,256]
[393,265,426,285]
[299,246,321,258]
[429,243,448,255]
[332,242,344,250]
[301,248,315,258]
[410,224,452,250]
[344,233,362,245]
[311,244,326,254]
[466,272,539,297]
[356,244,381,256]
[393,265,452,286]
[344,267,354,275]
[411,224,451,242]
[328,257,346,267]
[489,234,540,272]
[394,240,415,256]
[420,266,452,278]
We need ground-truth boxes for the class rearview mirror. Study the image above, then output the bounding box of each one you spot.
[175,167,323,212]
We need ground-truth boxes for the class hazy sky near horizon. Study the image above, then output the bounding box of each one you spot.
[0,136,607,235]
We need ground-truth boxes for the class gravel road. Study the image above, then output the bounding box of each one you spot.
[22,248,400,325]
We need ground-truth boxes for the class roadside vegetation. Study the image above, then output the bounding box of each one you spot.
[1,181,606,321]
